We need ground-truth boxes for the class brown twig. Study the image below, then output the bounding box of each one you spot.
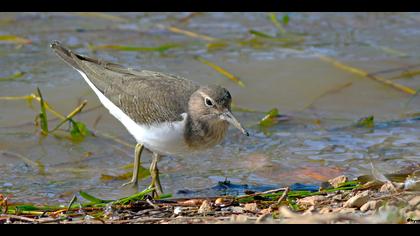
[276,187,290,204]
[318,55,417,95]
[49,100,88,132]
[236,187,288,200]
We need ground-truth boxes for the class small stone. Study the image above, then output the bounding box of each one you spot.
[360,200,383,212]
[319,207,333,214]
[179,199,203,206]
[198,200,212,214]
[230,206,244,213]
[332,194,344,201]
[297,195,326,207]
[394,182,405,190]
[380,181,397,193]
[328,175,348,188]
[174,207,182,215]
[404,178,420,191]
[259,207,272,215]
[343,191,369,208]
[339,208,356,214]
[214,198,224,206]
[230,214,249,223]
[243,203,258,212]
[408,196,420,207]
[302,206,315,215]
[406,210,420,220]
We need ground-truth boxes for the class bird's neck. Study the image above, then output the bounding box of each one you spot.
[184,114,229,149]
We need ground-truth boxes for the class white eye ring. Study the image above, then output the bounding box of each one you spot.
[205,97,214,107]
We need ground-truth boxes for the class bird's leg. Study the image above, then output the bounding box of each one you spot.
[121,143,144,187]
[149,152,163,198]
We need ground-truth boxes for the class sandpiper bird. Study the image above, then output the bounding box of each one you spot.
[50,41,249,196]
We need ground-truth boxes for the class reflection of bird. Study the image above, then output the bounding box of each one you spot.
[51,41,249,196]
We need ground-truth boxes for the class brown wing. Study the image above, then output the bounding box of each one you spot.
[51,41,199,125]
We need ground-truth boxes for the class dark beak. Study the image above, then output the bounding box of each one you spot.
[220,110,249,136]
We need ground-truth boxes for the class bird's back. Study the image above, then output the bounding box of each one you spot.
[51,41,200,125]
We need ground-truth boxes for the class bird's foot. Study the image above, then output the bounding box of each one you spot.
[121,179,138,188]
[148,183,163,199]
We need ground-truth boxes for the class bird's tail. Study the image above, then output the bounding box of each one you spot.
[50,40,83,71]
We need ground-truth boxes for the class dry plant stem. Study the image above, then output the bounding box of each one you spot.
[318,55,417,95]
[178,12,202,23]
[31,93,66,120]
[303,82,353,110]
[236,187,288,199]
[276,187,290,204]
[368,63,420,76]
[157,24,217,41]
[0,104,101,129]
[49,100,88,132]
[0,93,65,119]
[0,214,38,223]
[146,199,159,209]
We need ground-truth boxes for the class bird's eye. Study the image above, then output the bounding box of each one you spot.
[205,97,214,107]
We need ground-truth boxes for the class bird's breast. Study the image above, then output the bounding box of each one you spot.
[184,120,229,150]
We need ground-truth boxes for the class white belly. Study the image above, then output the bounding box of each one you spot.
[131,114,190,155]
[76,69,190,155]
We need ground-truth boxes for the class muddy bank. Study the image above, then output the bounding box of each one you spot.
[1,166,419,224]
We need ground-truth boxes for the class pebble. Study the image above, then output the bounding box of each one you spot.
[230,214,249,223]
[406,210,420,220]
[243,203,258,212]
[343,191,369,208]
[174,207,183,215]
[408,196,420,207]
[198,200,212,214]
[229,206,244,214]
[404,178,420,191]
[319,207,333,214]
[380,181,397,193]
[214,198,224,206]
[328,175,348,188]
[360,200,383,212]
[297,195,326,206]
[302,206,315,215]
[259,207,272,215]
[339,208,356,214]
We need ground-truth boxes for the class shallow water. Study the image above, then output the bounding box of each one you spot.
[0,12,419,205]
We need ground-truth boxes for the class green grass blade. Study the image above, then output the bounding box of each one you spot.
[267,12,286,35]
[259,108,280,127]
[113,188,155,205]
[79,191,113,204]
[36,88,48,135]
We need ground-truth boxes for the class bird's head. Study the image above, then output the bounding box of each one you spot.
[189,85,249,136]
